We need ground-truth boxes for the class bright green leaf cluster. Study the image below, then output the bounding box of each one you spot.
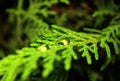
[0,24,120,81]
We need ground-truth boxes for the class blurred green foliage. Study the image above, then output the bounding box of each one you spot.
[0,0,120,81]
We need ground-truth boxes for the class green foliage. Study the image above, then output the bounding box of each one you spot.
[93,1,120,28]
[0,24,120,81]
[6,0,70,43]
[0,0,120,81]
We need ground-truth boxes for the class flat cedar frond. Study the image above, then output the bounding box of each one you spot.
[61,46,78,70]
[0,25,120,81]
[6,0,70,43]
